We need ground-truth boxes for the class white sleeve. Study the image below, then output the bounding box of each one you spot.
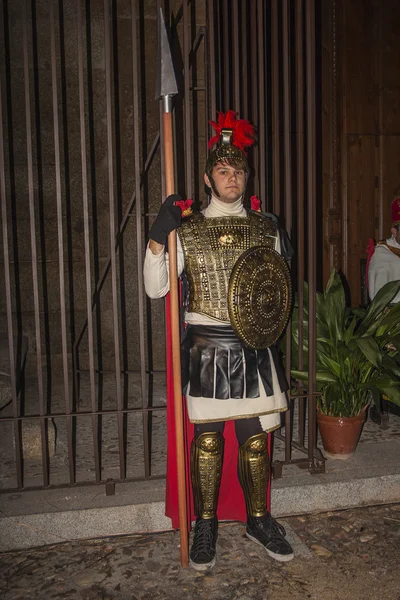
[143,235,185,298]
[368,249,390,300]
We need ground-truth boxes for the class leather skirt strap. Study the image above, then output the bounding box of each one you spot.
[181,325,288,400]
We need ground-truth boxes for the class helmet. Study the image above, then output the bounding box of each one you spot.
[205,111,255,193]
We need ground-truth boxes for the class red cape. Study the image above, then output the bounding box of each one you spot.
[164,293,272,530]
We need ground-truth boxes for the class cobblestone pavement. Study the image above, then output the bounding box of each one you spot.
[1,503,399,600]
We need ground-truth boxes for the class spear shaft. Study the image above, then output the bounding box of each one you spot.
[157,12,189,568]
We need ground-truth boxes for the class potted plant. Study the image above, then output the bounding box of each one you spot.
[287,270,400,459]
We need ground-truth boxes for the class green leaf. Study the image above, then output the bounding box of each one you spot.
[290,369,336,383]
[344,316,358,344]
[290,369,309,382]
[352,308,366,318]
[376,384,400,407]
[354,337,382,370]
[378,300,400,332]
[360,280,400,333]
[370,375,399,388]
[381,354,400,379]
[324,271,346,342]
[317,353,341,377]
[317,337,335,347]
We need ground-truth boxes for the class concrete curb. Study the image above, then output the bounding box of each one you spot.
[1,471,399,552]
[0,502,171,552]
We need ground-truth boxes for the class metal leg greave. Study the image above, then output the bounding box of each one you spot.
[190,432,224,519]
[238,432,269,517]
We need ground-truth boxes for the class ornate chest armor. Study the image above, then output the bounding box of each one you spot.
[178,211,278,322]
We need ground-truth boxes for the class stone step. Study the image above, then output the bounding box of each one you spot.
[1,438,399,552]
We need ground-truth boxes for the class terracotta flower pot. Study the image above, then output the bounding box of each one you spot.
[317,408,367,460]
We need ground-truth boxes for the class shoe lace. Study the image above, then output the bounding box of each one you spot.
[192,519,215,555]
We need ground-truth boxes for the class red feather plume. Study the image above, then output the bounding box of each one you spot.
[208,110,255,153]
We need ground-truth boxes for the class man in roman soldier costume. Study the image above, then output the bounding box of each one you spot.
[368,197,400,304]
[144,111,294,570]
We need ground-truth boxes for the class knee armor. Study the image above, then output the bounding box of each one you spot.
[190,432,224,519]
[238,432,269,517]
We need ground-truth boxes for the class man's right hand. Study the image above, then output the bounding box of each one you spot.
[148,194,182,247]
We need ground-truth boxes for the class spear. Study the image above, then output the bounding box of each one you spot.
[155,8,189,568]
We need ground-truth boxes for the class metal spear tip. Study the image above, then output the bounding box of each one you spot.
[155,7,178,101]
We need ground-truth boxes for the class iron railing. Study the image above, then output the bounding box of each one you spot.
[0,0,322,494]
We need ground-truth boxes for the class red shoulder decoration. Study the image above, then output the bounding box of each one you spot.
[250,195,262,212]
[175,198,193,218]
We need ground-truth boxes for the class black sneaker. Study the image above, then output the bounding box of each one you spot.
[189,517,218,571]
[246,513,294,562]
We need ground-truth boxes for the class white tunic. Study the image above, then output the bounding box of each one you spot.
[143,196,288,431]
[368,236,400,303]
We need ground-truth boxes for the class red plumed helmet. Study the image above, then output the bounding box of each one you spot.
[206,110,256,176]
[208,110,256,153]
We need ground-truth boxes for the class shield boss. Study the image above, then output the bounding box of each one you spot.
[228,245,292,349]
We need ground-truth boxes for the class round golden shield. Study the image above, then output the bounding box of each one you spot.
[228,245,292,349]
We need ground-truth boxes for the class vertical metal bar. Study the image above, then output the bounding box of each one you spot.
[271,0,280,215]
[207,0,216,117]
[216,1,223,111]
[295,0,305,447]
[328,2,336,274]
[132,0,149,478]
[232,0,240,112]
[250,1,259,196]
[377,1,383,241]
[222,0,230,107]
[49,0,75,483]
[282,0,292,230]
[0,57,23,490]
[282,0,292,462]
[23,0,47,488]
[183,0,192,198]
[104,0,125,479]
[241,0,249,118]
[306,0,317,465]
[341,4,348,278]
[31,0,50,488]
[76,0,100,482]
[257,0,266,208]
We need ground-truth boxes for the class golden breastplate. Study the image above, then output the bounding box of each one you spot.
[178,211,278,322]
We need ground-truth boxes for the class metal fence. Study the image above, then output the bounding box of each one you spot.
[0,0,322,494]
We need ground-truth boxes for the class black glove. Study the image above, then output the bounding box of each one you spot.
[148,194,182,245]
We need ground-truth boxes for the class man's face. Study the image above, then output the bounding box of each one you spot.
[204,162,246,204]
[391,226,400,244]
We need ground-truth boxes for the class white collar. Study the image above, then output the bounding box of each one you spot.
[202,194,247,217]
